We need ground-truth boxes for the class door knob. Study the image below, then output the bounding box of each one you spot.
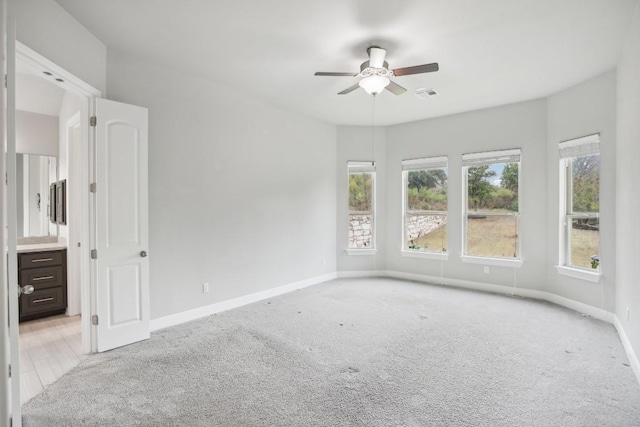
[140,250,148,258]
[19,284,34,297]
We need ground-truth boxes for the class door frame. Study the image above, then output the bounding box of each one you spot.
[1,3,10,425]
[66,111,83,317]
[15,41,101,354]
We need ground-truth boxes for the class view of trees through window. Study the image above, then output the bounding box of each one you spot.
[568,154,600,269]
[466,162,520,258]
[348,172,374,249]
[405,168,447,252]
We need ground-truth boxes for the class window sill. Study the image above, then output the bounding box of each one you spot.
[401,250,449,261]
[555,266,601,283]
[346,248,377,256]
[460,255,523,268]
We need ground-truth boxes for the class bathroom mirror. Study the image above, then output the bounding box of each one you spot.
[16,153,57,238]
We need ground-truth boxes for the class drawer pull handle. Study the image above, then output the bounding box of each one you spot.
[32,297,55,304]
[32,276,54,281]
[31,258,54,263]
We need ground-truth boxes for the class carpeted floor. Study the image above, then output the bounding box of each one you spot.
[22,278,640,426]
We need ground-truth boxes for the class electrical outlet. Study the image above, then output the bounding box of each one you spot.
[203,283,209,293]
[484,266,490,274]
[321,258,327,266]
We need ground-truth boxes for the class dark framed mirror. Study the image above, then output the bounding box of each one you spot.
[56,179,66,225]
[49,182,56,224]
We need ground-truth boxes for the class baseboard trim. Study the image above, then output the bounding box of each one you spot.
[336,270,384,279]
[614,316,640,385]
[337,269,614,324]
[150,272,338,331]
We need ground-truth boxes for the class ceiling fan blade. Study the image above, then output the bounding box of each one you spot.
[368,47,387,68]
[338,83,361,95]
[393,62,439,77]
[314,72,358,77]
[385,80,407,95]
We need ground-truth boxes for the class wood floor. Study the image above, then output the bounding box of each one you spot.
[19,314,86,404]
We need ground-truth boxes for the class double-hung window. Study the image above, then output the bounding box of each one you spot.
[559,134,600,274]
[462,149,521,262]
[348,161,376,250]
[402,156,448,257]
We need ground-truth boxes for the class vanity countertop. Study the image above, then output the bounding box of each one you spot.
[17,243,68,253]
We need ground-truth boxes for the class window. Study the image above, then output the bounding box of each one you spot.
[402,156,448,255]
[559,134,600,271]
[348,161,375,250]
[462,149,521,260]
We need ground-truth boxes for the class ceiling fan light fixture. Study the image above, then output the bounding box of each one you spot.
[359,75,390,95]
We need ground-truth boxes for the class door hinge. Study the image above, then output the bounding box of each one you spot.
[91,249,98,259]
[90,116,97,127]
[8,364,11,378]
[91,315,99,326]
[90,182,96,193]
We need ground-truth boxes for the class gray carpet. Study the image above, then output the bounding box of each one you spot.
[23,278,640,426]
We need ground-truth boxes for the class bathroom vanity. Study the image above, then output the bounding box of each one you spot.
[18,246,68,322]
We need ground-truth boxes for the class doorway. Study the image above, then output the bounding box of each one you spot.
[13,42,98,404]
[7,40,150,421]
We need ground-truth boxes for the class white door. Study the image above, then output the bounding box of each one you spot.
[4,14,22,427]
[94,98,150,352]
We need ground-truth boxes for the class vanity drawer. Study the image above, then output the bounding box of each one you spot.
[20,266,64,290]
[19,250,64,269]
[20,287,66,316]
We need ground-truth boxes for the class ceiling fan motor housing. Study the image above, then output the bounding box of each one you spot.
[359,61,394,77]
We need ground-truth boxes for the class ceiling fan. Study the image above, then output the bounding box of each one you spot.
[314,46,439,96]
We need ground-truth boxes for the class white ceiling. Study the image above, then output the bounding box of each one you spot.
[16,70,65,117]
[55,0,639,126]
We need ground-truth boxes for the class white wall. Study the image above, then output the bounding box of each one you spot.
[60,91,83,316]
[16,110,58,156]
[10,0,107,94]
[106,50,337,320]
[57,91,82,243]
[383,100,548,289]
[546,71,617,311]
[616,4,640,366]
[336,126,387,272]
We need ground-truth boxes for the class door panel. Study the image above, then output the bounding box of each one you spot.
[108,264,142,326]
[95,98,149,352]
[106,123,140,247]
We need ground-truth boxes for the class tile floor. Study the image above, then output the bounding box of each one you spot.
[19,314,86,404]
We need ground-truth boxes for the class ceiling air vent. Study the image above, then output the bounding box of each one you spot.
[415,88,439,99]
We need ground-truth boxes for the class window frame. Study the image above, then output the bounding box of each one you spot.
[347,161,376,255]
[401,156,449,260]
[461,149,523,267]
[557,134,601,281]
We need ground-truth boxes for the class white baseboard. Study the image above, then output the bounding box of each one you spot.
[150,272,337,331]
[542,292,614,324]
[387,269,614,323]
[336,270,385,279]
[614,316,640,385]
[338,269,614,324]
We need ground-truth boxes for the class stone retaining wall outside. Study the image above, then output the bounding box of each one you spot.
[406,214,446,241]
[349,214,373,248]
[349,214,446,249]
